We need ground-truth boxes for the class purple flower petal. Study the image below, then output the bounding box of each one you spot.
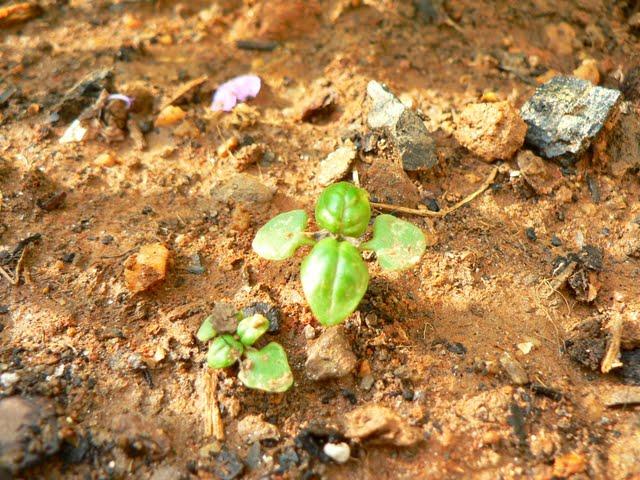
[107,93,134,109]
[211,75,261,112]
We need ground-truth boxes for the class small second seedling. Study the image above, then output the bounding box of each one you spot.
[197,312,293,393]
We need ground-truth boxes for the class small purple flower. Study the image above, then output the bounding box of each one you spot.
[107,93,134,109]
[211,75,261,112]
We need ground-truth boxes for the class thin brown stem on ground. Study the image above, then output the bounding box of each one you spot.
[371,166,499,218]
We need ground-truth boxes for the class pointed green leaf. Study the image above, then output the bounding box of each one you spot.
[237,313,269,346]
[362,214,426,271]
[207,334,244,369]
[252,210,314,260]
[300,238,369,326]
[238,342,294,393]
[196,315,217,342]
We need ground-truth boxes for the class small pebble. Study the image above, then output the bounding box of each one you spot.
[62,252,75,264]
[423,198,440,212]
[303,325,316,340]
[525,227,537,241]
[446,342,467,355]
[551,235,562,246]
[101,235,114,245]
[402,388,415,401]
[360,375,375,391]
[187,253,206,275]
[323,442,350,464]
[0,372,19,388]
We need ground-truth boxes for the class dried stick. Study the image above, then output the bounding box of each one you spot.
[204,369,225,441]
[371,166,498,218]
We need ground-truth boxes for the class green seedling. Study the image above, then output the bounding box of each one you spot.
[252,182,427,326]
[198,313,293,393]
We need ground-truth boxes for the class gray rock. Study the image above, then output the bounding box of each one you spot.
[366,81,437,171]
[305,327,356,381]
[520,76,621,160]
[0,396,59,477]
[212,173,275,205]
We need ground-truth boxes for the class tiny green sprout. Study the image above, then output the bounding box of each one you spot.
[196,315,217,342]
[252,181,427,327]
[237,313,269,346]
[207,334,244,369]
[197,312,294,393]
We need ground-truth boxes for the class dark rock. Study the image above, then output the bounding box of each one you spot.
[565,318,606,370]
[618,349,640,385]
[101,235,114,245]
[275,447,299,473]
[520,76,621,160]
[551,235,562,247]
[413,0,441,23]
[213,449,244,480]
[235,39,279,51]
[423,198,440,212]
[572,245,603,271]
[525,227,537,241]
[0,306,8,314]
[52,69,114,123]
[60,433,93,465]
[507,402,527,448]
[586,174,600,203]
[340,388,357,405]
[0,396,60,477]
[242,302,280,333]
[295,426,347,463]
[62,252,75,264]
[530,383,563,401]
[446,342,467,355]
[366,81,437,171]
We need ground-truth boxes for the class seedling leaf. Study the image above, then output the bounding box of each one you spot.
[207,334,244,369]
[300,238,369,326]
[196,315,217,342]
[362,214,426,271]
[237,313,269,346]
[238,342,294,392]
[252,210,314,260]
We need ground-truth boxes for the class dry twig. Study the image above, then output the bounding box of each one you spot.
[371,167,498,218]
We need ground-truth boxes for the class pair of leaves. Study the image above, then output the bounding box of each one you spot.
[200,313,293,393]
[252,209,426,270]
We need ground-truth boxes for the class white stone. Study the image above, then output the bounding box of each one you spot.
[323,442,350,463]
[0,372,19,388]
